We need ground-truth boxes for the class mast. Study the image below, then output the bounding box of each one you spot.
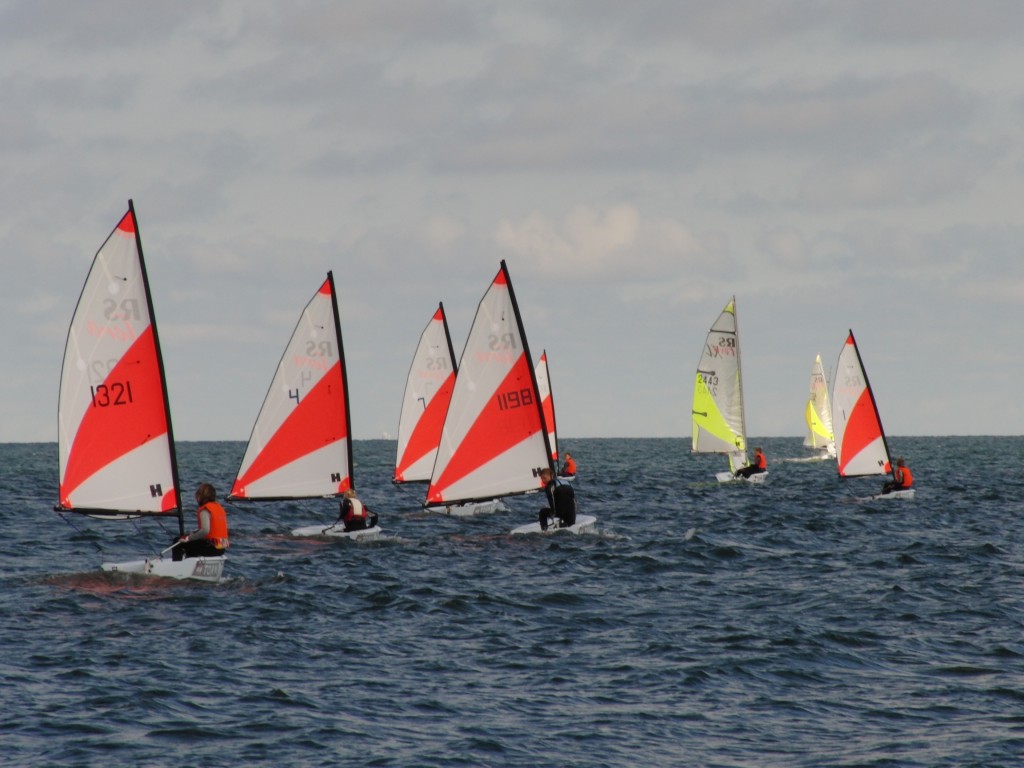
[439,301,458,377]
[501,260,556,474]
[130,200,184,536]
[327,271,355,489]
[732,295,748,466]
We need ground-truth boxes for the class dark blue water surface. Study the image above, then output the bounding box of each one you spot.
[3,437,1023,767]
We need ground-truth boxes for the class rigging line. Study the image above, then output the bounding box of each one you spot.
[56,512,104,553]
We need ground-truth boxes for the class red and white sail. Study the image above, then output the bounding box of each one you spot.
[394,303,458,483]
[536,350,558,462]
[58,201,181,517]
[230,273,353,500]
[425,261,553,506]
[831,330,892,477]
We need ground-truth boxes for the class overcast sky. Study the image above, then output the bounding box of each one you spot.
[3,1,1024,443]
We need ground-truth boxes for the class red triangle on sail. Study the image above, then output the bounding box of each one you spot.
[231,359,349,495]
[839,389,885,475]
[426,353,542,503]
[60,326,174,509]
[395,371,455,481]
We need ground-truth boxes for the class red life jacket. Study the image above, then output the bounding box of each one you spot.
[343,497,367,523]
[897,466,913,488]
[198,502,229,549]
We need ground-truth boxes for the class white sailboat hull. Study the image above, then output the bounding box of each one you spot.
[716,470,768,484]
[101,555,226,582]
[510,514,597,536]
[868,489,915,501]
[290,523,383,540]
[438,499,509,517]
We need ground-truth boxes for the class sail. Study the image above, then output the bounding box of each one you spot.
[57,201,181,518]
[229,272,353,500]
[536,350,558,462]
[425,261,552,506]
[394,303,458,483]
[803,354,836,454]
[692,297,747,470]
[831,330,892,477]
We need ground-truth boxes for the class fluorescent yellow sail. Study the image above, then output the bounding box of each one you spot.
[692,371,745,454]
[805,399,832,446]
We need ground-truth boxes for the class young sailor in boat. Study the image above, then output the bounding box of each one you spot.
[538,467,577,530]
[734,446,767,479]
[337,488,379,532]
[881,457,913,495]
[558,452,577,477]
[173,483,230,560]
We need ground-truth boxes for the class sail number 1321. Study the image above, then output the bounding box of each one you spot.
[496,388,534,410]
[90,381,134,407]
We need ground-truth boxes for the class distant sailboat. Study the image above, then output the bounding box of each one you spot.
[394,303,458,485]
[803,354,836,459]
[831,330,913,499]
[536,350,575,481]
[57,200,225,581]
[692,297,765,483]
[229,272,382,538]
[424,261,595,533]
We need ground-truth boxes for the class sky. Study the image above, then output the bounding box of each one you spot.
[3,1,1024,443]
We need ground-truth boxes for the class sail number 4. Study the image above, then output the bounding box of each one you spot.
[90,381,134,407]
[496,388,534,410]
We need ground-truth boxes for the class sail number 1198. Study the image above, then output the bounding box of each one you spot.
[496,388,534,411]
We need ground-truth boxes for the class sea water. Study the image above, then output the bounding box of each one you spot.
[2,437,1023,767]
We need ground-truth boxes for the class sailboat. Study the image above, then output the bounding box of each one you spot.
[692,297,765,483]
[424,261,595,534]
[393,303,506,516]
[56,200,225,581]
[228,272,382,538]
[831,330,913,499]
[803,354,836,460]
[535,349,573,477]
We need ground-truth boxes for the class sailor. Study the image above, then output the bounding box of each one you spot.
[338,488,378,532]
[558,452,577,477]
[537,467,577,530]
[173,483,229,560]
[881,457,913,494]
[734,447,767,479]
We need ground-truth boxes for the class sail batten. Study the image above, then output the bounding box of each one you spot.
[425,261,552,506]
[57,201,181,521]
[831,330,894,478]
[230,272,353,500]
[692,297,748,467]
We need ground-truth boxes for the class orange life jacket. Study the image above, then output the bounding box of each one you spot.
[897,466,913,488]
[754,451,767,470]
[563,458,577,475]
[198,501,229,549]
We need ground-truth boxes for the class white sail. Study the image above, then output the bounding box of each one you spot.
[832,331,891,477]
[394,303,458,484]
[692,297,748,472]
[536,350,558,462]
[58,201,180,518]
[425,261,552,506]
[803,354,836,457]
[230,273,353,500]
